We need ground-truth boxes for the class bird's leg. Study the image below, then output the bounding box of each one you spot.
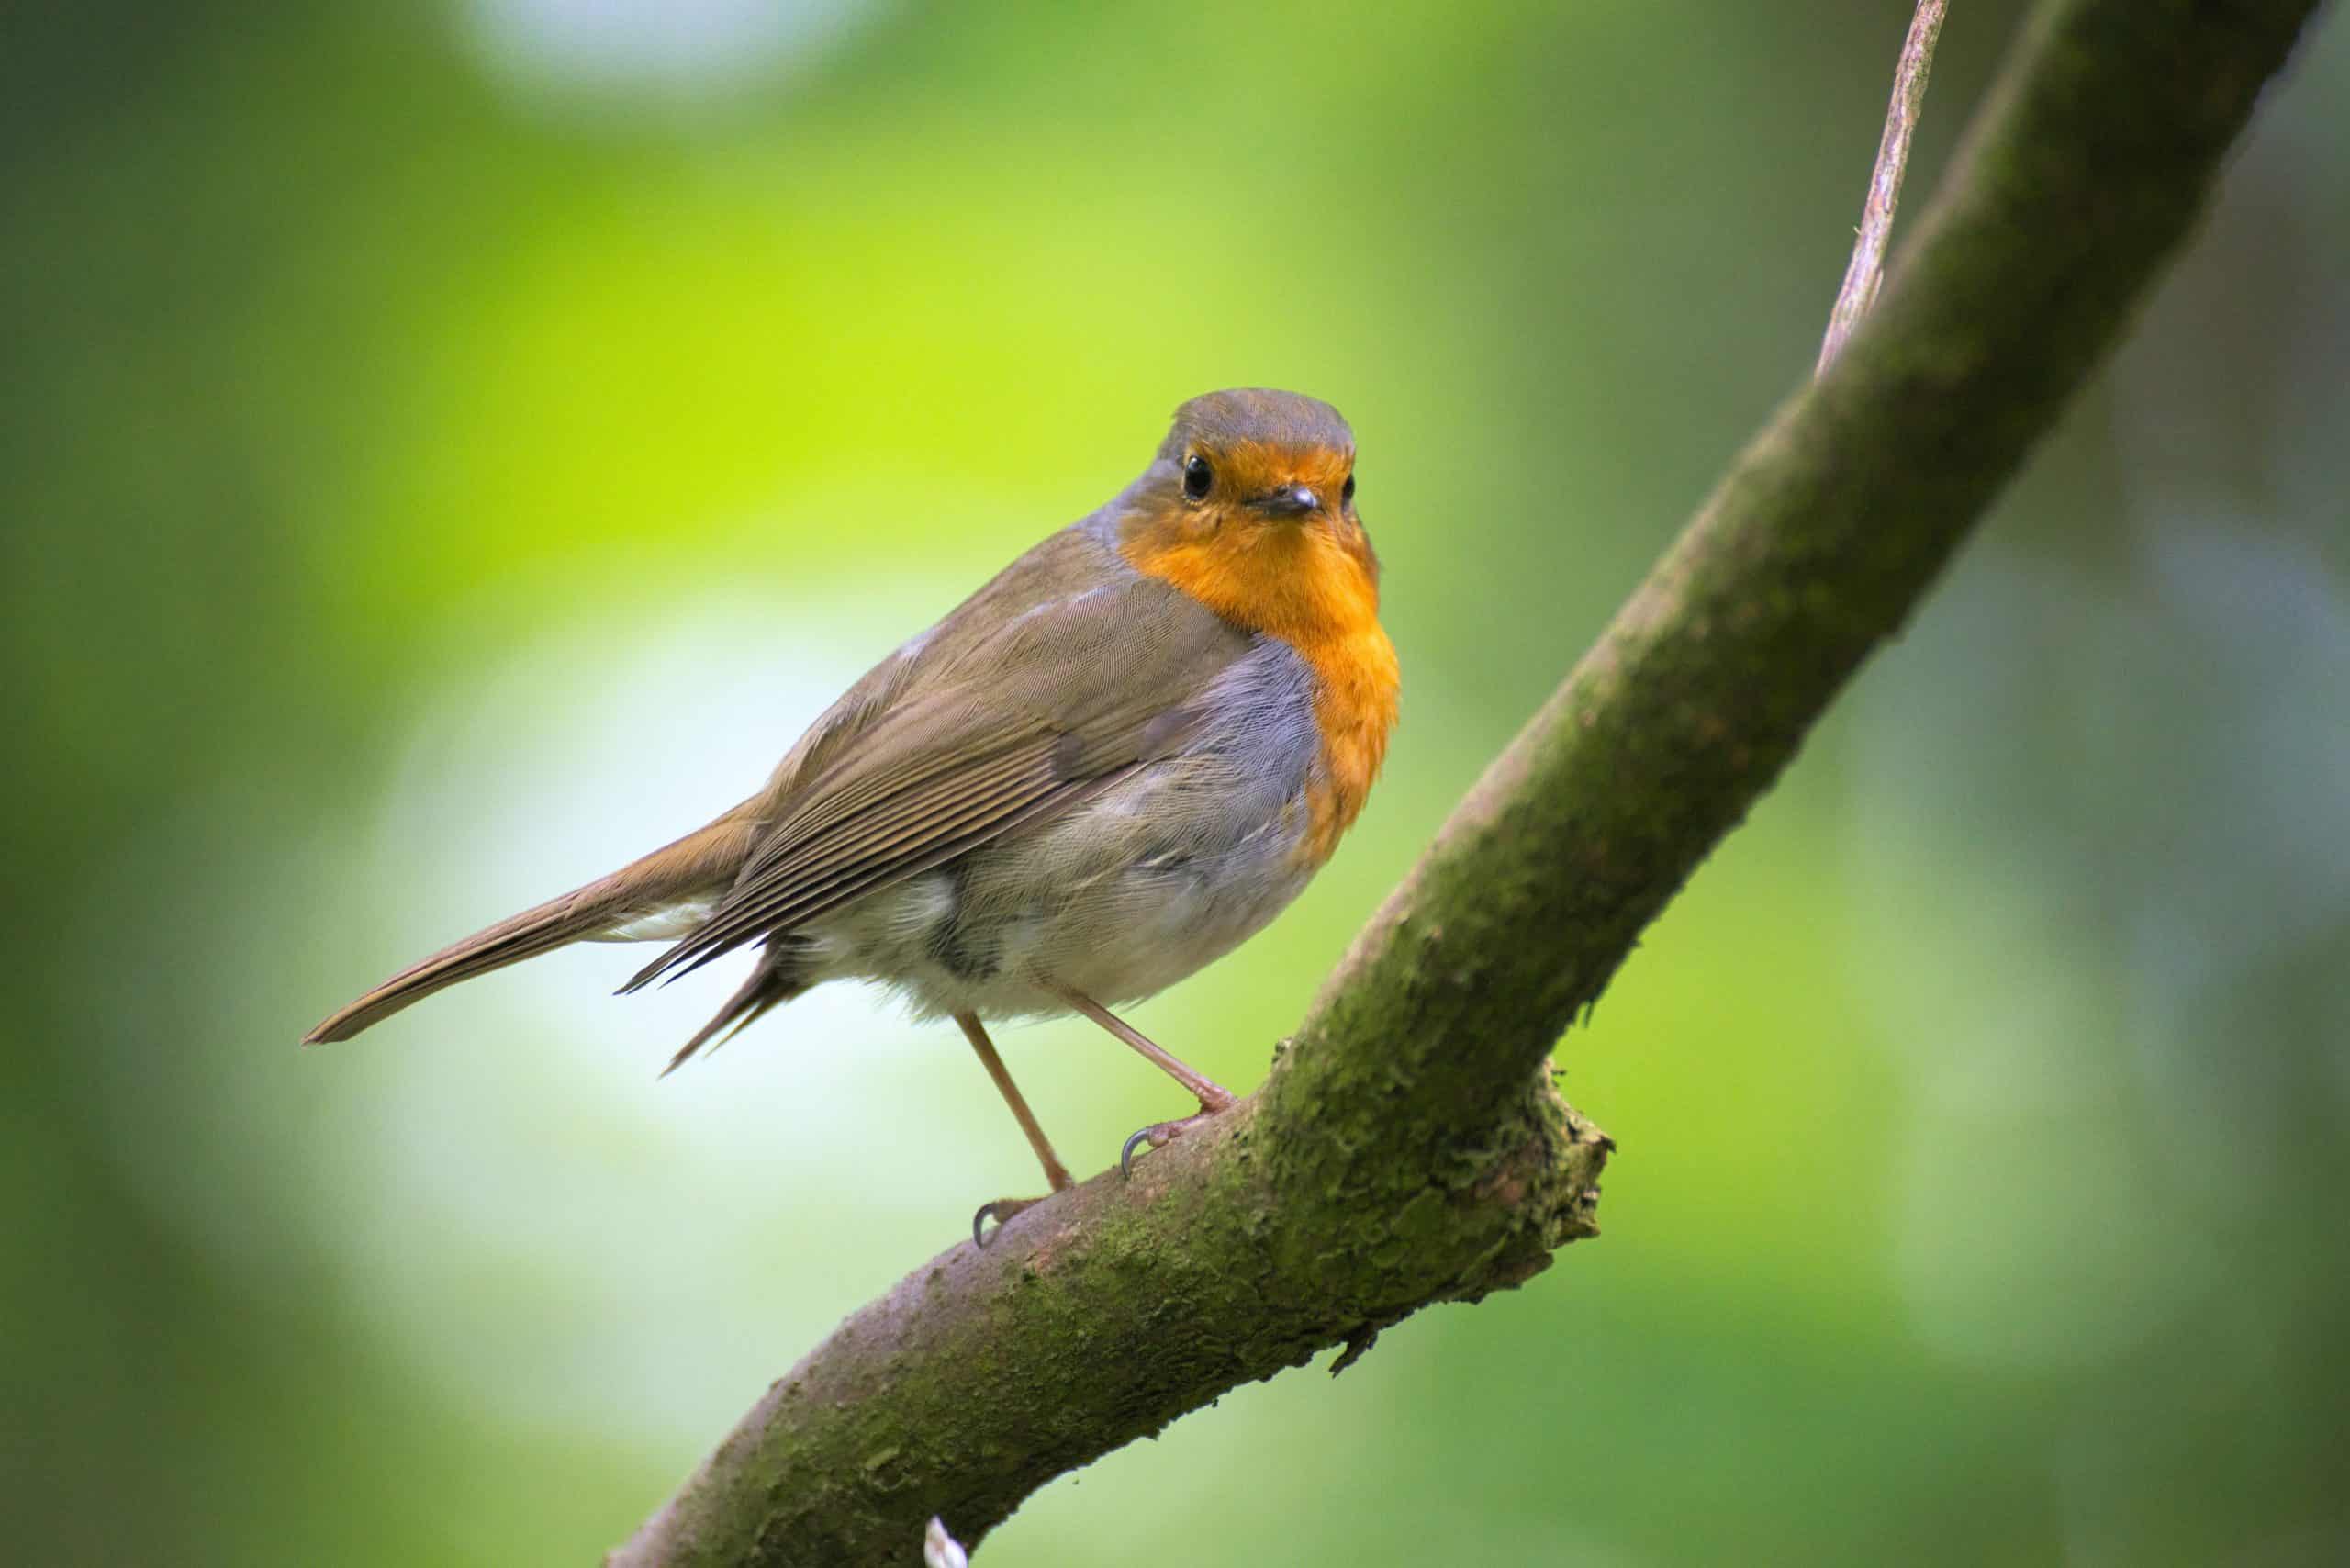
[1042,981,1237,1175]
[958,1012,1074,1246]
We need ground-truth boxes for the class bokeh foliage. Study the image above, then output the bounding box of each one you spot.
[5,2,2344,1562]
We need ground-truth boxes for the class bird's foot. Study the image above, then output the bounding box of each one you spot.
[971,1196,1046,1249]
[1119,1096,1232,1178]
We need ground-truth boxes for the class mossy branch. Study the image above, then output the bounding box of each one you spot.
[611,1,2323,1562]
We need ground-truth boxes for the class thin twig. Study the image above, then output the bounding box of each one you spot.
[1818,1,1950,373]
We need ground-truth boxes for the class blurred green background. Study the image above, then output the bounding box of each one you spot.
[6,2,2345,1562]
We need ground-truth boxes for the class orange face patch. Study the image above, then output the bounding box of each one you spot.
[1202,439,1358,506]
[1120,445,1399,868]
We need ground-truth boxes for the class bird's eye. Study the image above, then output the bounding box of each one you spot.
[1181,454,1213,502]
[1341,472,1356,506]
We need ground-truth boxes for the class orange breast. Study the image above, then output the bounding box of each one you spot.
[1122,516,1399,867]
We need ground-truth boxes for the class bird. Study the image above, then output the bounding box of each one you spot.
[304,387,1400,1240]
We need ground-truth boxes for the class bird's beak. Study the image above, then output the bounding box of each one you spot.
[1254,485,1320,518]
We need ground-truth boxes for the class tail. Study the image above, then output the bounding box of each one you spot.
[657,946,809,1078]
[301,805,765,1045]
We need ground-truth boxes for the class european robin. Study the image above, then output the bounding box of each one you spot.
[305,388,1399,1237]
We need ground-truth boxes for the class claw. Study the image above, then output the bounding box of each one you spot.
[1118,1103,1226,1178]
[972,1197,1038,1248]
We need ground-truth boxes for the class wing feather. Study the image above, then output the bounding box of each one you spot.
[623,547,1249,991]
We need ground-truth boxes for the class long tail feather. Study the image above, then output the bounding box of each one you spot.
[302,892,615,1044]
[302,806,764,1045]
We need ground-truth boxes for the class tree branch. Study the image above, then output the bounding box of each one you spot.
[611,1,2324,1562]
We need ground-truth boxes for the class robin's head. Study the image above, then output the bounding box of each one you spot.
[1146,387,1358,530]
[1116,388,1381,643]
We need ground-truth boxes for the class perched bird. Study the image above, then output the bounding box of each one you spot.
[305,388,1399,1238]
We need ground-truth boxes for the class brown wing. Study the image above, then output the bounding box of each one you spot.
[622,547,1248,991]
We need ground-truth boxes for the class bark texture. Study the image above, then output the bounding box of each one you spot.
[613,1,2327,1561]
